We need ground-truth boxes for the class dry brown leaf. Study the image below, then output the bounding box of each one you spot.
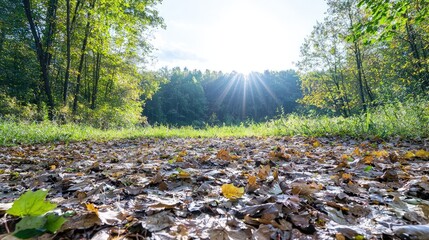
[258,165,270,180]
[217,149,231,160]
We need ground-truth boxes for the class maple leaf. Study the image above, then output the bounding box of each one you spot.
[221,184,244,200]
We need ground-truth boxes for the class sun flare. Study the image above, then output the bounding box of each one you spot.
[202,2,287,73]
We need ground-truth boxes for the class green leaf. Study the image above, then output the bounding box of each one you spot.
[13,216,46,239]
[7,190,57,217]
[364,166,373,172]
[45,213,67,233]
[14,228,46,239]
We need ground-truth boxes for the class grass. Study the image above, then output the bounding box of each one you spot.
[1,101,428,146]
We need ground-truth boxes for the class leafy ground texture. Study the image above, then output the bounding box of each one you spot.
[1,137,429,239]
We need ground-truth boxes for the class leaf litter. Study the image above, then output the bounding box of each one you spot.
[0,136,428,239]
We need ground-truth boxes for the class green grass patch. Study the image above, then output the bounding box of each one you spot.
[1,101,428,146]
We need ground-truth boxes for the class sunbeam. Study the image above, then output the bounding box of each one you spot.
[213,72,282,120]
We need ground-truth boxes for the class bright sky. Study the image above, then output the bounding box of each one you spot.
[150,0,328,73]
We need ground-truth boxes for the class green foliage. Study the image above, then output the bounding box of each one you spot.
[7,190,66,239]
[0,93,38,121]
[7,190,56,217]
[0,0,164,125]
[299,0,429,115]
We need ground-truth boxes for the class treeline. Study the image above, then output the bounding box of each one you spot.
[297,0,428,116]
[1,0,428,128]
[143,68,302,126]
[0,0,164,128]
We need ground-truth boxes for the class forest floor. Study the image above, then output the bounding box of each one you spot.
[1,137,429,239]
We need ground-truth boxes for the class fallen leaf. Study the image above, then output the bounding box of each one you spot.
[86,203,98,215]
[217,149,231,160]
[415,150,429,160]
[221,183,244,200]
[257,165,270,180]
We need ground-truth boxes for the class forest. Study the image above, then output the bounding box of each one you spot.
[1,0,427,128]
[1,0,429,239]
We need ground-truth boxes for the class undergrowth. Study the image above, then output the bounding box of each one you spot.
[1,101,428,146]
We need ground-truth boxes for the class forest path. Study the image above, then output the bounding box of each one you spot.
[1,137,428,239]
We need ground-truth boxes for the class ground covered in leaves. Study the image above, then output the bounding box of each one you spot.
[1,137,429,239]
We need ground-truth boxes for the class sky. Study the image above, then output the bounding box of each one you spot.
[149,0,328,73]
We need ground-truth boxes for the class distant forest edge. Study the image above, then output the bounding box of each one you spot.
[143,68,301,126]
[0,0,428,128]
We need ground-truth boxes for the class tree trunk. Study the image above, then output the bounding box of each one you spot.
[91,52,101,109]
[72,14,91,115]
[63,0,71,104]
[22,0,56,120]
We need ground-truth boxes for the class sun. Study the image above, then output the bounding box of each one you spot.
[202,2,284,73]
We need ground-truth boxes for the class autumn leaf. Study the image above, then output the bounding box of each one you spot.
[86,203,98,215]
[247,175,259,192]
[257,165,270,180]
[372,150,389,158]
[248,175,257,186]
[176,156,184,162]
[217,149,231,160]
[353,147,362,156]
[403,151,415,159]
[415,149,429,160]
[273,168,279,181]
[221,184,244,200]
[342,173,352,181]
[178,150,187,157]
[177,168,191,179]
[312,140,321,148]
[363,155,374,164]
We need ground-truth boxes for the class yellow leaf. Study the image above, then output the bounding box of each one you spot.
[372,150,389,158]
[221,184,244,200]
[176,156,184,162]
[178,150,187,157]
[352,147,362,156]
[86,203,98,215]
[312,140,321,148]
[363,155,374,164]
[177,169,191,179]
[404,151,415,159]
[50,165,56,170]
[341,154,352,161]
[415,150,429,159]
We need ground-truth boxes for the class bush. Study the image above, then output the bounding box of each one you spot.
[0,93,38,121]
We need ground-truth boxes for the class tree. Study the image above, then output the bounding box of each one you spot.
[1,0,164,125]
